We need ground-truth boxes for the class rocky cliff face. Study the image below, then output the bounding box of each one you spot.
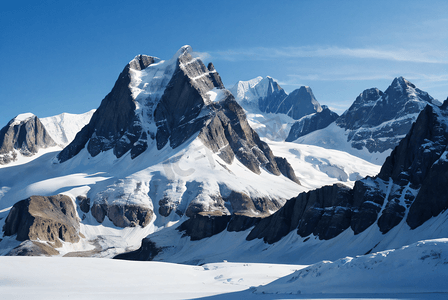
[3,195,80,250]
[0,114,56,164]
[286,105,339,142]
[247,102,448,243]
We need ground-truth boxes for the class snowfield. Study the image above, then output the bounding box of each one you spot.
[1,239,447,299]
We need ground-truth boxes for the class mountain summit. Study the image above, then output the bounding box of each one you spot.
[296,77,438,163]
[230,77,323,120]
[0,113,56,164]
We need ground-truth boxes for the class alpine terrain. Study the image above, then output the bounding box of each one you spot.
[0,45,447,299]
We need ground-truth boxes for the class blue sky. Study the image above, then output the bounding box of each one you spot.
[1,0,447,126]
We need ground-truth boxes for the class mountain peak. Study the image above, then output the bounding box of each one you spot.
[0,114,56,164]
[10,113,35,126]
[129,55,159,71]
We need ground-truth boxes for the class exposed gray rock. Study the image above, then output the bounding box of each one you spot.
[336,77,437,153]
[286,106,339,142]
[257,78,289,114]
[57,55,156,163]
[376,104,448,229]
[247,183,354,243]
[0,115,56,164]
[114,238,161,261]
[274,157,301,184]
[3,195,80,248]
[5,240,59,256]
[91,202,107,223]
[90,201,152,228]
[77,196,90,214]
[198,93,299,184]
[227,214,261,232]
[177,214,232,241]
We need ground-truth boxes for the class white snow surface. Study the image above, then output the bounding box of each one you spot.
[0,240,447,299]
[40,109,95,146]
[295,122,391,165]
[256,238,448,295]
[11,112,35,125]
[230,76,279,104]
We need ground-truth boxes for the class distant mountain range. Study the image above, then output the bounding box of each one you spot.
[0,45,446,271]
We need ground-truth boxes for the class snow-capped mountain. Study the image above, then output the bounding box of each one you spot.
[0,46,382,258]
[229,76,337,144]
[0,113,57,164]
[296,77,439,164]
[119,99,448,266]
[40,109,95,147]
[2,46,328,256]
[286,105,339,141]
[230,76,322,120]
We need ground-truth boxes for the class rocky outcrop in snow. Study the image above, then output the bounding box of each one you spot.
[0,114,56,164]
[247,101,448,243]
[2,195,80,249]
[286,105,339,141]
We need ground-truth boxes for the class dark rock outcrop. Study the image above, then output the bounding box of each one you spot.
[57,55,156,163]
[377,104,448,229]
[90,201,152,228]
[2,195,80,248]
[199,93,299,184]
[0,114,56,164]
[114,238,161,261]
[177,214,232,241]
[257,78,289,114]
[247,183,354,244]
[5,240,60,256]
[286,105,339,142]
[77,196,90,213]
[247,102,448,244]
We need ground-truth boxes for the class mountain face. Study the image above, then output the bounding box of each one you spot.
[296,77,439,163]
[248,102,448,242]
[0,114,56,164]
[286,105,339,142]
[31,46,299,228]
[336,77,437,153]
[230,77,323,120]
[121,99,448,264]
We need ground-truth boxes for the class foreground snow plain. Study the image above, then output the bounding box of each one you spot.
[1,239,447,300]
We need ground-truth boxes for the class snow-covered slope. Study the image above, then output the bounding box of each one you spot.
[40,109,95,146]
[256,238,448,295]
[2,240,446,300]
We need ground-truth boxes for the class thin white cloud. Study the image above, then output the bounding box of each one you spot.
[208,46,448,64]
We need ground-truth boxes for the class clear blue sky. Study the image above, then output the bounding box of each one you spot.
[1,0,447,126]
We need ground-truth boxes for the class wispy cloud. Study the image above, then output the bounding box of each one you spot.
[207,46,448,64]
